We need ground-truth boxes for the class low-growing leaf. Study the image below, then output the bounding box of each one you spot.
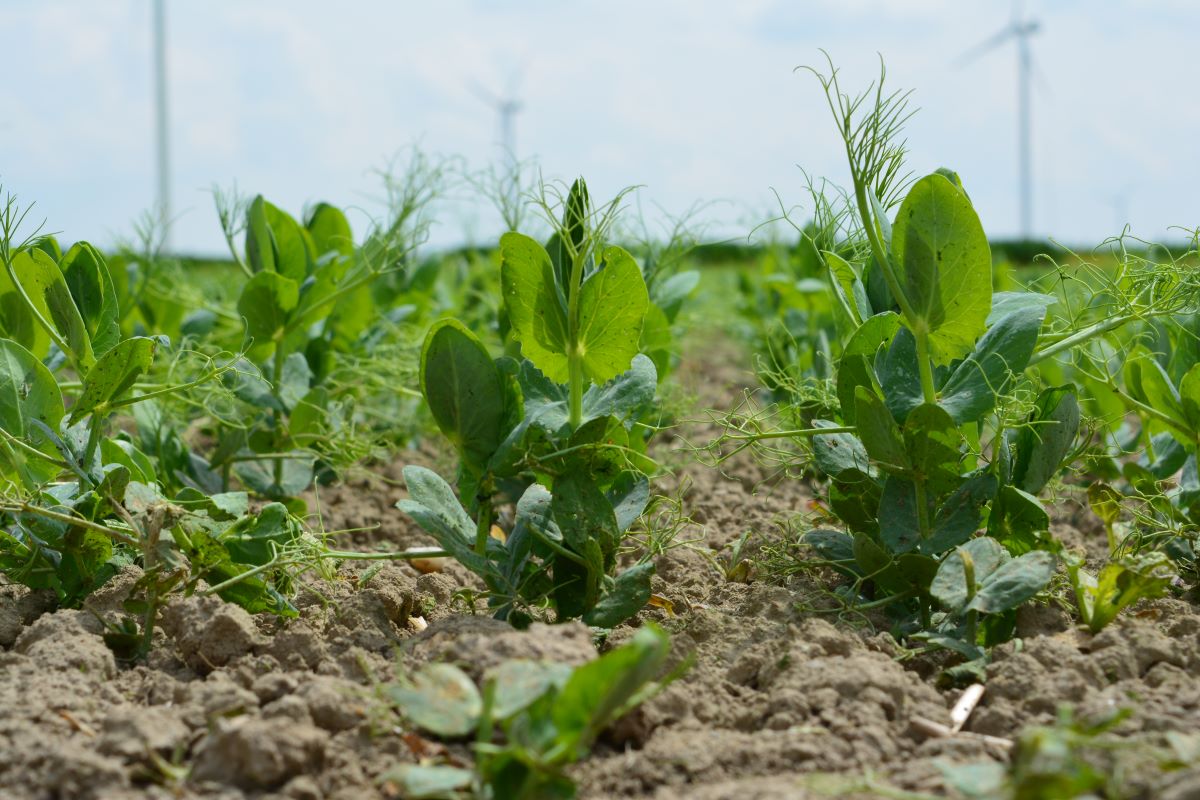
[968,549,1057,614]
[389,663,482,738]
[0,339,65,485]
[583,562,654,628]
[1013,385,1080,494]
[238,270,299,344]
[855,386,909,472]
[931,537,1008,613]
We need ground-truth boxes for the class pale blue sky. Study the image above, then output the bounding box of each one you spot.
[1,1,1196,255]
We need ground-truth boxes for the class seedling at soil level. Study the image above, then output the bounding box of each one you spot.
[383,624,672,800]
[400,178,660,627]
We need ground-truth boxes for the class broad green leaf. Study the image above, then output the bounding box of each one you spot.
[389,663,482,737]
[804,528,857,566]
[830,469,882,536]
[421,319,512,473]
[237,270,299,344]
[501,232,571,382]
[245,195,276,273]
[1087,482,1123,529]
[922,472,998,555]
[485,660,572,720]
[968,549,1056,614]
[378,765,473,799]
[222,503,299,565]
[812,421,870,479]
[583,353,656,424]
[583,562,655,628]
[854,386,908,472]
[277,352,313,412]
[305,202,353,258]
[69,336,157,423]
[1013,385,1080,494]
[639,303,673,379]
[879,327,923,424]
[891,173,993,365]
[1124,346,1187,436]
[901,403,962,497]
[59,242,120,358]
[396,465,491,575]
[837,312,902,424]
[986,291,1056,327]
[931,536,1008,613]
[553,624,669,754]
[7,249,94,369]
[246,197,311,281]
[652,270,700,323]
[1079,552,1175,633]
[989,485,1049,554]
[606,473,649,534]
[576,246,649,383]
[878,476,922,554]
[939,305,1044,424]
[0,339,65,485]
[552,472,619,561]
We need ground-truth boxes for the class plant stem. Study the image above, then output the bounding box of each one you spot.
[960,547,978,646]
[271,343,287,494]
[565,250,586,430]
[474,500,493,558]
[913,327,937,405]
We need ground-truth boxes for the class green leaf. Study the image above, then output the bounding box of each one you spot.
[968,549,1056,614]
[987,291,1056,326]
[246,197,311,281]
[553,624,669,755]
[552,473,619,563]
[931,537,1008,613]
[922,472,999,555]
[305,202,353,258]
[891,172,993,365]
[1077,552,1175,633]
[989,485,1049,554]
[812,421,871,479]
[901,404,962,497]
[396,466,491,576]
[378,765,473,799]
[389,663,482,738]
[501,232,571,382]
[854,386,909,472]
[878,477,923,554]
[837,312,901,424]
[1124,346,1188,435]
[583,354,656,423]
[939,305,1044,424]
[222,503,299,565]
[583,562,655,628]
[576,246,649,383]
[0,339,65,485]
[59,242,121,358]
[7,249,94,369]
[69,336,157,423]
[238,271,299,345]
[486,660,573,720]
[879,327,923,424]
[652,270,700,322]
[1013,385,1080,494]
[829,469,882,536]
[421,319,513,474]
[1178,363,1200,435]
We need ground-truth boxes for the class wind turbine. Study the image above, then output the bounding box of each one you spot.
[470,74,524,165]
[152,0,171,251]
[958,2,1041,239]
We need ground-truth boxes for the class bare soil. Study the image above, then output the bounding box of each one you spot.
[2,334,1199,800]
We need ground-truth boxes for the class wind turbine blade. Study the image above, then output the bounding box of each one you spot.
[954,24,1018,67]
[468,79,501,108]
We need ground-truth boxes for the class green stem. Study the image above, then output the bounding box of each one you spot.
[565,251,587,431]
[960,547,978,645]
[913,327,937,405]
[474,500,493,558]
[1029,313,1144,366]
[271,343,287,494]
[82,415,105,474]
[0,502,138,547]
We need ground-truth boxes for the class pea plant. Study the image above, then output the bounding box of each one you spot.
[0,190,423,659]
[383,625,672,799]
[399,178,661,627]
[716,60,1197,660]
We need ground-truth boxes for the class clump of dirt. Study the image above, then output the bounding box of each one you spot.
[2,330,1199,800]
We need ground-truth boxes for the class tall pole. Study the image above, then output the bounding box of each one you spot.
[152,0,171,251]
[1016,25,1033,239]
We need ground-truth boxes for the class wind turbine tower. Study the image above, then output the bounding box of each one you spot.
[959,3,1041,239]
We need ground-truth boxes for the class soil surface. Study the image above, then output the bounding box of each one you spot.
[3,333,1199,800]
